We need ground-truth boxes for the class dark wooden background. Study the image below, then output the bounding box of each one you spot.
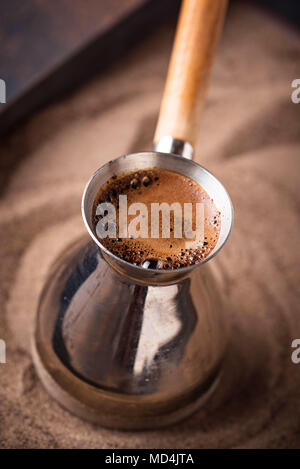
[0,0,298,136]
[0,0,180,135]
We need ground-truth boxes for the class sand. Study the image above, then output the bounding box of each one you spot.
[0,1,300,448]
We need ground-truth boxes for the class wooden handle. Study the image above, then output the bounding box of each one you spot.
[154,0,227,148]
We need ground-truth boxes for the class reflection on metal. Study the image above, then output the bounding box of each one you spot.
[133,286,181,376]
[154,136,194,159]
[33,150,233,430]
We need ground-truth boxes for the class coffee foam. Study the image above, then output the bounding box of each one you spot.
[92,168,221,269]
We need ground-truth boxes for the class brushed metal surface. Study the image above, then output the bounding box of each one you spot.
[33,149,233,429]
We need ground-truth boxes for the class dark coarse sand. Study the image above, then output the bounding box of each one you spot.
[0,2,300,448]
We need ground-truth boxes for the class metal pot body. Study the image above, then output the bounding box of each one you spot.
[33,150,233,429]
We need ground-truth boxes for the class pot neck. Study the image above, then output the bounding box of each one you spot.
[100,249,200,287]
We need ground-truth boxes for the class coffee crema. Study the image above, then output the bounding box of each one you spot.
[92,168,221,269]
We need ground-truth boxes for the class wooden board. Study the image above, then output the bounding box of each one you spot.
[0,0,298,136]
[0,0,180,135]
